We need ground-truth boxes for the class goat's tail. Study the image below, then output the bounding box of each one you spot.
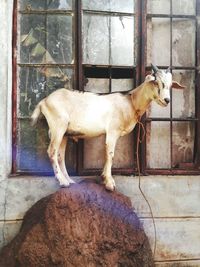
[31,102,42,126]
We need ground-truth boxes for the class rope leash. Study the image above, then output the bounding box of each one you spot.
[136,120,157,258]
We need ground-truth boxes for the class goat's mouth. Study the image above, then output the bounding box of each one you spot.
[156,98,168,107]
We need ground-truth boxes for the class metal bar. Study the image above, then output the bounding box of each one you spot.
[82,9,134,17]
[12,0,18,174]
[147,14,196,19]
[145,118,198,122]
[146,169,200,175]
[18,63,74,68]
[83,64,136,68]
[170,0,173,170]
[145,66,197,70]
[19,10,73,15]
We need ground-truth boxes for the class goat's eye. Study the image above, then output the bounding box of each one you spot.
[162,82,165,88]
[158,88,160,94]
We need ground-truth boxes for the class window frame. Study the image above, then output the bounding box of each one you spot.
[12,0,200,176]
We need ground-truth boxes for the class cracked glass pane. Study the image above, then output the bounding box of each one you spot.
[172,19,195,67]
[111,79,133,92]
[20,0,72,10]
[146,122,171,168]
[147,0,170,14]
[84,78,109,94]
[82,0,134,13]
[20,14,73,64]
[172,0,196,15]
[172,70,195,118]
[18,67,73,117]
[172,122,195,167]
[147,18,170,66]
[83,14,134,66]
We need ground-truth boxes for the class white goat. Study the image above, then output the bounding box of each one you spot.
[31,65,184,191]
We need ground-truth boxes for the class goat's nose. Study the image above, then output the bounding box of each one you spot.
[164,98,170,104]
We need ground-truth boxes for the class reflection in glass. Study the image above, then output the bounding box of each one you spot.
[18,67,73,117]
[172,122,194,167]
[20,15,73,64]
[20,0,72,10]
[172,0,196,15]
[147,0,170,14]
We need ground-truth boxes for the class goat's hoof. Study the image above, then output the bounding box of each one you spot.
[105,182,115,191]
[59,181,70,188]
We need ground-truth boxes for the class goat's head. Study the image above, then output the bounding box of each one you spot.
[145,64,185,107]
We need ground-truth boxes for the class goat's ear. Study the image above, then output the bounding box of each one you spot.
[145,74,156,82]
[172,81,185,89]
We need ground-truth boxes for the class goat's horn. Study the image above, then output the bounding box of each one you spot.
[166,66,171,73]
[151,64,159,73]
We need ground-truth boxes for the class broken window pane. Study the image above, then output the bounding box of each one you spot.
[82,0,134,13]
[172,70,195,118]
[172,122,195,167]
[172,19,195,67]
[84,78,109,94]
[83,14,109,65]
[146,122,171,168]
[147,18,170,66]
[172,0,196,15]
[20,14,73,64]
[147,0,170,14]
[111,16,134,66]
[83,133,134,169]
[20,0,72,10]
[18,67,73,117]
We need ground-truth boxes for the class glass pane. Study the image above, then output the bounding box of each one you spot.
[111,16,134,66]
[146,101,170,118]
[111,79,133,92]
[82,0,134,13]
[17,119,76,173]
[172,19,195,67]
[18,67,73,117]
[172,0,196,15]
[172,122,195,167]
[83,14,109,65]
[147,0,170,14]
[146,122,171,168]
[84,78,109,93]
[147,18,170,66]
[20,15,73,64]
[83,134,134,169]
[172,70,195,118]
[20,0,72,10]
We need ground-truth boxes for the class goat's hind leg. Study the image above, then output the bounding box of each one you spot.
[47,125,70,187]
[58,136,75,184]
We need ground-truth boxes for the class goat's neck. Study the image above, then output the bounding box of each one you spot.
[131,82,152,119]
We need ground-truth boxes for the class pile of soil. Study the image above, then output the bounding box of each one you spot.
[0,181,154,267]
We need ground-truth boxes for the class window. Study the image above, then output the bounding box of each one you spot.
[12,0,200,175]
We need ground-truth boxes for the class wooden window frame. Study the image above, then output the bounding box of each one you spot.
[12,0,200,176]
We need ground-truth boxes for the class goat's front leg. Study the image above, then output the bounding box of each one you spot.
[102,133,119,191]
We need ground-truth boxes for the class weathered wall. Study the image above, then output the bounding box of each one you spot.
[1,1,200,266]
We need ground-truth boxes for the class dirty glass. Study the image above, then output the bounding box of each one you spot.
[19,0,72,10]
[172,122,195,167]
[83,133,134,169]
[147,0,170,14]
[147,18,170,66]
[20,14,73,64]
[172,19,195,67]
[82,14,109,65]
[146,101,170,118]
[82,0,134,13]
[172,70,195,118]
[17,119,76,173]
[172,0,196,15]
[18,67,73,117]
[111,16,134,66]
[111,79,133,92]
[84,78,109,93]
[83,14,134,66]
[146,122,171,168]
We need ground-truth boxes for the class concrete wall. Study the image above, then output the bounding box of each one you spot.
[1,1,200,266]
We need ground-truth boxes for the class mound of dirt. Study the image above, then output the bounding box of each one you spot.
[0,181,154,267]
